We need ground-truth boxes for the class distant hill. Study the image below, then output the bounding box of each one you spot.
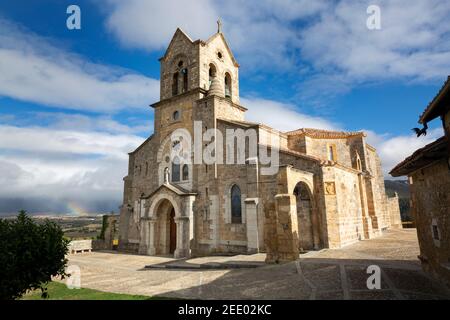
[384,179,412,222]
[384,179,410,198]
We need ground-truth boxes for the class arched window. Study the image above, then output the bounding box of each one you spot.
[182,164,189,180]
[209,64,217,87]
[182,68,188,93]
[173,110,180,121]
[231,184,242,223]
[327,144,336,161]
[172,72,179,96]
[224,73,232,98]
[145,162,148,176]
[171,157,180,182]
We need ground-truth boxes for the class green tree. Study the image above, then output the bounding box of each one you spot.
[0,210,69,300]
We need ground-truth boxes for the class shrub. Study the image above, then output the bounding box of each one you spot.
[0,210,69,300]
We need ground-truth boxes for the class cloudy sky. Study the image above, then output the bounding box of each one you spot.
[0,0,448,215]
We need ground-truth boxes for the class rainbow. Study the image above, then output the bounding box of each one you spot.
[66,201,87,216]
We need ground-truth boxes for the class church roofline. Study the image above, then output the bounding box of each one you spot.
[129,134,154,155]
[142,183,197,200]
[261,143,366,174]
[159,28,195,61]
[217,118,259,128]
[273,145,323,163]
[216,118,288,139]
[285,128,366,139]
[159,26,239,67]
[204,32,240,68]
[366,143,377,152]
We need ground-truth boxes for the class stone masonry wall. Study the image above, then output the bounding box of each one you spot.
[410,160,450,287]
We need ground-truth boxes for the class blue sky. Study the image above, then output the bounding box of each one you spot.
[0,0,448,214]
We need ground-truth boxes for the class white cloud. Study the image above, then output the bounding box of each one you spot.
[0,123,144,214]
[365,128,444,177]
[298,0,450,95]
[101,0,450,91]
[104,0,218,51]
[0,18,159,112]
[242,97,338,132]
[20,112,152,135]
[101,0,328,69]
[0,125,143,160]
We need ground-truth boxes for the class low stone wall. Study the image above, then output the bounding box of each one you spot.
[68,240,92,254]
[92,239,110,251]
[387,194,403,229]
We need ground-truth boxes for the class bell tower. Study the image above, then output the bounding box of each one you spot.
[153,24,242,137]
[158,22,240,104]
[198,20,240,104]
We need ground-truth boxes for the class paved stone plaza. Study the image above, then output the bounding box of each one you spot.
[67,229,450,299]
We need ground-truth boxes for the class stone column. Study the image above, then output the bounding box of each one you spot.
[245,198,260,253]
[270,194,299,263]
[310,201,321,250]
[187,196,196,255]
[147,218,157,255]
[364,176,381,236]
[358,173,373,239]
[174,217,190,258]
[138,219,148,255]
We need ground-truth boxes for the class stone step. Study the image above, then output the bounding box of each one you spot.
[145,261,264,270]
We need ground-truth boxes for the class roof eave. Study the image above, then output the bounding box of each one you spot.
[419,76,450,124]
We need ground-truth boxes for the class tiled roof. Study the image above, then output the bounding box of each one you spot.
[285,128,366,139]
[419,75,450,124]
[389,136,448,177]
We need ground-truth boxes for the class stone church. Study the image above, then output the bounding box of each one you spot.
[118,25,402,262]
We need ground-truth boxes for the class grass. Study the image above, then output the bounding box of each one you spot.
[22,281,160,300]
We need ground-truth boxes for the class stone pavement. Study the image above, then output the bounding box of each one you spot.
[145,253,266,269]
[66,229,450,299]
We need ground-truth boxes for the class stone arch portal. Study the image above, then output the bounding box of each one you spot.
[293,181,321,251]
[141,191,195,259]
[153,198,177,255]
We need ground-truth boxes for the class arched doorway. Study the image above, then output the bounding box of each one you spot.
[293,182,320,251]
[169,208,176,254]
[154,199,177,256]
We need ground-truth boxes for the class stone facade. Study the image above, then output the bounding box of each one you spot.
[409,160,450,287]
[118,27,402,261]
[391,76,450,287]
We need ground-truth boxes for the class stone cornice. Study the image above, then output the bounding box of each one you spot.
[285,128,366,139]
[196,94,248,112]
[150,88,207,108]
